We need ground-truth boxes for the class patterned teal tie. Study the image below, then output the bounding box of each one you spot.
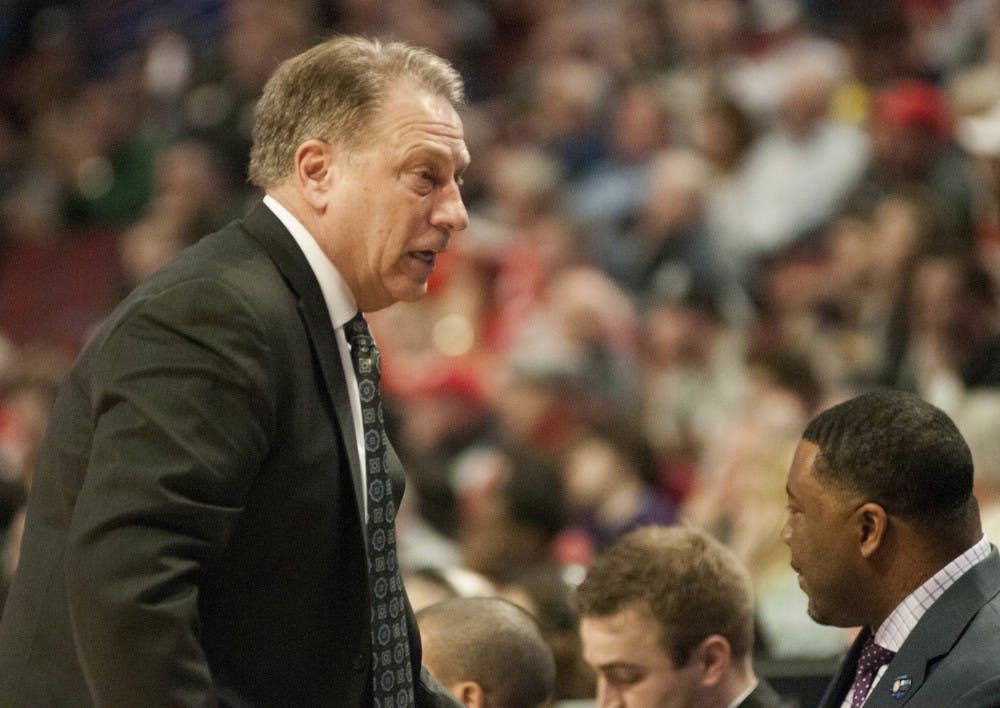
[346,312,414,708]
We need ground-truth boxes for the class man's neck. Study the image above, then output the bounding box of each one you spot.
[718,659,757,708]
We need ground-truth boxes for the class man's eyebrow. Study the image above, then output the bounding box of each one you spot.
[598,661,641,672]
[403,144,469,175]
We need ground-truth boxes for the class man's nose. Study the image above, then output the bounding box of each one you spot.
[595,678,622,708]
[434,182,469,232]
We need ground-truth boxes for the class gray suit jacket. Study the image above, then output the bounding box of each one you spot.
[818,547,1000,708]
[0,203,457,707]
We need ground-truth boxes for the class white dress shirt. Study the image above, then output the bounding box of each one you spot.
[727,679,758,708]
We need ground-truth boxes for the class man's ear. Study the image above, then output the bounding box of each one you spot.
[451,680,485,708]
[856,502,889,559]
[693,635,731,688]
[294,139,336,209]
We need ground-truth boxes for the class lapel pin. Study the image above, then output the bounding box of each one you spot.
[889,675,912,699]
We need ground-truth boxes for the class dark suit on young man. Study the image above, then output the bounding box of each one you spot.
[0,203,455,707]
[741,679,796,708]
[818,548,1000,708]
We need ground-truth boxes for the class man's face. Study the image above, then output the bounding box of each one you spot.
[325,79,470,311]
[580,603,701,708]
[782,440,865,627]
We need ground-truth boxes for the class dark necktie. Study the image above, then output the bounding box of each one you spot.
[850,635,895,708]
[346,312,414,708]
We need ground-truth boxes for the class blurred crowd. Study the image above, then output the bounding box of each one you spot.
[4,0,1000,701]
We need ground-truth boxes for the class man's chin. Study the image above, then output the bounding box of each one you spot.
[806,603,825,625]
[806,599,854,628]
[805,595,831,626]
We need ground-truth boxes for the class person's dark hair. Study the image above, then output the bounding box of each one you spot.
[746,348,823,415]
[570,418,660,487]
[575,525,754,667]
[802,389,975,537]
[504,451,567,539]
[417,597,555,708]
[504,563,597,701]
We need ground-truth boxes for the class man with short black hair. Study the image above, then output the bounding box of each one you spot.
[784,389,1000,707]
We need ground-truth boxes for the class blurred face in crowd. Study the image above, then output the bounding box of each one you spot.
[563,437,623,512]
[782,440,867,627]
[318,78,470,311]
[667,0,740,62]
[580,603,700,708]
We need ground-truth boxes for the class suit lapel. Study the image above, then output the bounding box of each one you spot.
[741,679,789,708]
[238,202,368,528]
[819,630,868,708]
[864,549,1000,708]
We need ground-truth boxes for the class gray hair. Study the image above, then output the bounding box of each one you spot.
[249,35,464,188]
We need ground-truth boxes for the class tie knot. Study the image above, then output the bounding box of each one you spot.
[346,312,376,357]
[346,312,380,385]
[859,637,895,667]
[346,311,371,343]
[850,635,896,707]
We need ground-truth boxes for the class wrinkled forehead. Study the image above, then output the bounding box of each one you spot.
[363,80,468,156]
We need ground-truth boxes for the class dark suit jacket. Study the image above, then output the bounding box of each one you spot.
[741,678,796,708]
[818,547,1000,708]
[0,203,457,707]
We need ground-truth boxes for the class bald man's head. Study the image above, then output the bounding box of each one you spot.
[417,597,555,708]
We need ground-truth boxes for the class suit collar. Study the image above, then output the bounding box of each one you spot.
[819,629,869,708]
[740,678,791,708]
[820,548,1000,708]
[261,195,357,329]
[239,201,368,523]
[873,547,1000,706]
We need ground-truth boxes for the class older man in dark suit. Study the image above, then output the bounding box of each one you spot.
[784,389,1000,707]
[0,35,468,707]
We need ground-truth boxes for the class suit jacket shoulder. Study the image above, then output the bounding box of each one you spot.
[741,678,797,708]
[821,548,1000,708]
[0,202,376,707]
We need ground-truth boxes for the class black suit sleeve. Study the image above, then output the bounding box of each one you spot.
[64,278,276,707]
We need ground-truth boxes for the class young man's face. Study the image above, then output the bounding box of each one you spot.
[324,78,470,311]
[580,602,701,708]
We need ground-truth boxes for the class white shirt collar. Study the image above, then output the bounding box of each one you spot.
[262,194,358,329]
[726,678,758,708]
[875,534,992,651]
